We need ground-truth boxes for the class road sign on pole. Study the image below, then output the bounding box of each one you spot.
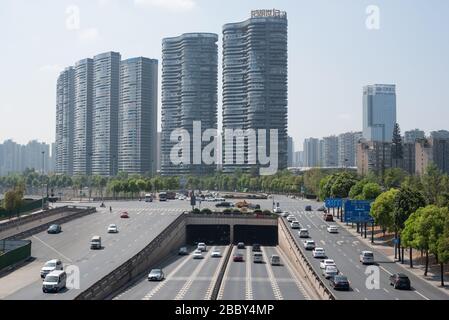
[325,198,343,209]
[344,200,373,223]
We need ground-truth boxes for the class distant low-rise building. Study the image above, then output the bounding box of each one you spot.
[357,140,392,176]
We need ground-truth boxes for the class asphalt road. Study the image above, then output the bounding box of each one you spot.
[218,245,309,300]
[278,196,448,300]
[2,199,192,300]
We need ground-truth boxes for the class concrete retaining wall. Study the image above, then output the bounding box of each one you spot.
[278,217,335,300]
[0,240,31,272]
[0,206,96,240]
[75,213,187,300]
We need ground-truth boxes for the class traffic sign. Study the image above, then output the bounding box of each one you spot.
[344,200,373,223]
[325,198,343,208]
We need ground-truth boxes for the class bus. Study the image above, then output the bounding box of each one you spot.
[144,194,153,202]
[159,192,167,201]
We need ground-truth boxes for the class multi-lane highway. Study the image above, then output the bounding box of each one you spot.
[0,200,192,300]
[279,196,448,300]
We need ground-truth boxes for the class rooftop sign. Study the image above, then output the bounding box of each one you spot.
[251,9,287,19]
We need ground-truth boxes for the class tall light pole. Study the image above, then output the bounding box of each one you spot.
[41,151,45,211]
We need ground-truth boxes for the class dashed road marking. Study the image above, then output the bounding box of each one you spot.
[261,247,283,300]
[245,248,253,300]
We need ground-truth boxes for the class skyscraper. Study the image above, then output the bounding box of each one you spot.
[287,136,294,167]
[303,138,320,167]
[118,57,158,175]
[338,131,362,167]
[73,58,94,176]
[161,33,218,176]
[55,66,75,175]
[362,84,397,143]
[92,51,121,176]
[323,135,339,167]
[222,9,288,173]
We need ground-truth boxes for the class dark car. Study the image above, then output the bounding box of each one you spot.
[305,205,312,211]
[216,201,232,208]
[237,242,245,249]
[389,273,411,290]
[329,275,350,291]
[233,252,244,262]
[47,224,61,234]
[324,213,334,222]
[252,244,261,252]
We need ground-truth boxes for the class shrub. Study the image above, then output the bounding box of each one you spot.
[201,208,212,214]
[192,208,201,214]
[262,210,272,216]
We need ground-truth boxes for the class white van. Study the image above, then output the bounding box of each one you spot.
[40,259,63,278]
[90,236,102,249]
[42,270,67,293]
[253,252,263,263]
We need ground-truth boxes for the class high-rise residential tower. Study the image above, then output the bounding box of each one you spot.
[303,138,320,167]
[338,131,362,167]
[161,33,218,176]
[73,58,94,176]
[222,9,288,173]
[55,66,75,175]
[323,135,339,167]
[362,84,397,143]
[118,57,158,175]
[91,52,121,176]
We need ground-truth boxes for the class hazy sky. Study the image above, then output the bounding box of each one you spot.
[0,0,448,151]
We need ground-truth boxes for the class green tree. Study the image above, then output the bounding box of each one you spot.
[391,123,403,168]
[370,189,399,236]
[330,172,358,198]
[361,182,382,200]
[421,163,444,205]
[384,168,408,189]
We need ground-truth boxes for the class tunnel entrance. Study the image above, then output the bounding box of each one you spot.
[186,225,230,245]
[233,225,278,246]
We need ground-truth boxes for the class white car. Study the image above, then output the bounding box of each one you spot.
[281,211,290,217]
[197,242,207,252]
[303,240,316,250]
[290,221,301,229]
[312,248,326,258]
[323,265,339,279]
[287,215,296,222]
[274,207,282,214]
[320,259,336,269]
[107,224,118,233]
[193,250,204,259]
[327,225,338,233]
[298,228,309,238]
[211,249,221,258]
[40,259,63,278]
[360,251,375,264]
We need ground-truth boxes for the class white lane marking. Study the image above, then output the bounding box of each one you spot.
[276,246,310,300]
[354,288,360,292]
[245,248,253,300]
[383,288,389,293]
[261,247,283,300]
[175,247,213,300]
[32,235,73,263]
[379,265,393,276]
[320,240,326,245]
[415,290,430,300]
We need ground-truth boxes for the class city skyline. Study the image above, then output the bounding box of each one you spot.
[1,1,449,151]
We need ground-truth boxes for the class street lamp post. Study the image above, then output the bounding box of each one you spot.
[41,151,45,211]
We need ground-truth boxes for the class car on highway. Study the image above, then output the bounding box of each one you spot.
[287,215,296,222]
[216,201,233,208]
[252,244,261,252]
[281,211,290,217]
[211,249,222,258]
[120,211,129,218]
[389,273,411,290]
[237,242,245,249]
[47,224,62,234]
[317,205,327,212]
[324,213,334,222]
[42,270,66,293]
[305,205,312,211]
[320,259,336,269]
[148,269,164,281]
[178,246,188,255]
[298,228,309,238]
[197,242,207,252]
[312,247,326,258]
[233,252,244,262]
[90,236,102,250]
[270,255,281,266]
[193,249,204,259]
[303,240,316,250]
[273,207,282,214]
[40,259,63,278]
[253,252,263,263]
[359,251,375,265]
[107,224,118,233]
[329,275,350,290]
[327,225,338,233]
[323,265,339,279]
[290,221,301,229]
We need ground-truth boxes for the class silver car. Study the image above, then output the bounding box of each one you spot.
[148,269,164,281]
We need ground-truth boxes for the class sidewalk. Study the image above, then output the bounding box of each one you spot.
[334,216,449,297]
